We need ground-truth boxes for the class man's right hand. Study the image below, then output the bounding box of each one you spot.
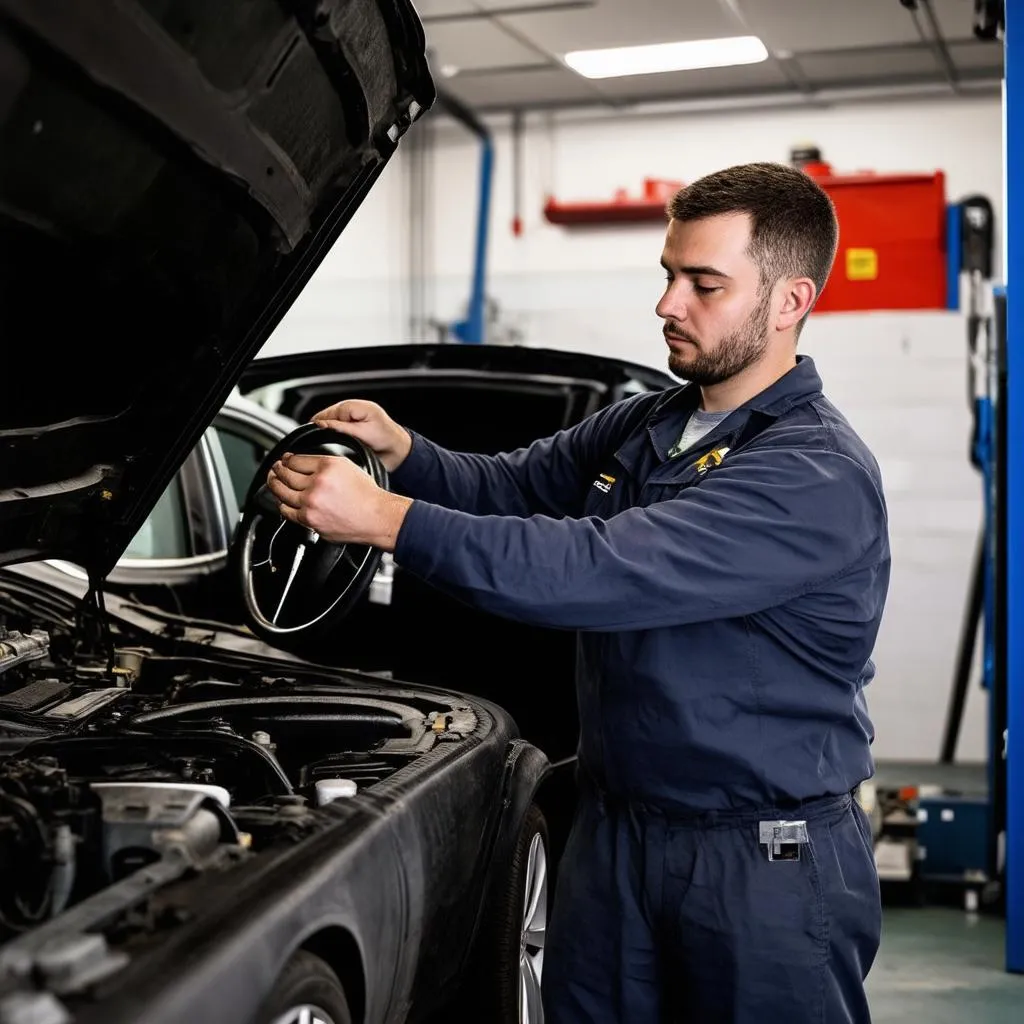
[311,400,413,473]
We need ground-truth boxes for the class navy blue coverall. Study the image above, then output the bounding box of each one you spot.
[391,356,890,1023]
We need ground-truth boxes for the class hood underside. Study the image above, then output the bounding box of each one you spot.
[0,0,434,577]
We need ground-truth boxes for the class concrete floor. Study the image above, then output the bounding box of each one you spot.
[867,908,1023,1022]
[865,759,1021,1019]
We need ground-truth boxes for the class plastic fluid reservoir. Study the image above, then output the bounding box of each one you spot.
[316,778,358,805]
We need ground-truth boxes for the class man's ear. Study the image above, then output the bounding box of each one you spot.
[775,277,816,332]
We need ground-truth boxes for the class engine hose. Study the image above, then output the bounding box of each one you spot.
[49,824,76,917]
[0,793,52,925]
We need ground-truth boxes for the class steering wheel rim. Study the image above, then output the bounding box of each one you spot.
[234,423,388,642]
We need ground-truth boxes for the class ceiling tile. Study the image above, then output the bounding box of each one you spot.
[794,45,943,85]
[417,0,1004,111]
[414,0,478,17]
[499,0,739,54]
[928,0,985,39]
[593,59,791,101]
[425,20,549,71]
[443,66,601,107]
[947,39,1005,73]
[739,0,922,53]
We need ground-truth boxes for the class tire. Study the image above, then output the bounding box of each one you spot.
[470,803,550,1024]
[257,951,352,1024]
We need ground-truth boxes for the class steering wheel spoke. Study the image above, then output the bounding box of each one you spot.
[233,425,388,643]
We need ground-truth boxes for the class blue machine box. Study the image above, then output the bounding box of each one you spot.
[916,795,990,883]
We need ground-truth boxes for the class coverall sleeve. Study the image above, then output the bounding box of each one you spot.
[388,394,653,518]
[392,446,886,631]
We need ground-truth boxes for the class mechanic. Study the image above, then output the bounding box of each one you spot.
[267,161,890,1024]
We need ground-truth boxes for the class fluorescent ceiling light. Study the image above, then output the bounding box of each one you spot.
[564,36,769,79]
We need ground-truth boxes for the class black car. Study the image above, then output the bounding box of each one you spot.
[0,2,551,1022]
[65,344,674,776]
[0,3,678,1022]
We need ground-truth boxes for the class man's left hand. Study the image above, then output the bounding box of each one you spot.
[266,453,412,552]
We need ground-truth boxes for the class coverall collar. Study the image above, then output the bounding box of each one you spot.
[646,355,824,462]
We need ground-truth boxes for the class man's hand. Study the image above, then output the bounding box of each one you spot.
[267,453,412,552]
[311,400,413,473]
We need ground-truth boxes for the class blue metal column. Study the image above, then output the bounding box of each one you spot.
[1006,0,1024,975]
[464,138,494,344]
[437,89,494,345]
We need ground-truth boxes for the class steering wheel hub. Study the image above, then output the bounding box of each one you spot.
[233,424,388,643]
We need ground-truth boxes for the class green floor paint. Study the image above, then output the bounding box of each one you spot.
[867,908,1023,1022]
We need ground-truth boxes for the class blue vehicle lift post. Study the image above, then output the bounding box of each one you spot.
[1006,0,1023,974]
[436,88,494,345]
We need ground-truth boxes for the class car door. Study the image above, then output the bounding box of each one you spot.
[74,401,293,623]
[43,433,229,618]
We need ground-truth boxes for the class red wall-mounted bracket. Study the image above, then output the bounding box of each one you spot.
[544,178,682,226]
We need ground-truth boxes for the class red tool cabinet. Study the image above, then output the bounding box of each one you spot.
[811,170,948,312]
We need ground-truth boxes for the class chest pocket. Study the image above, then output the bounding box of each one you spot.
[584,437,731,515]
[581,422,652,517]
[588,409,776,515]
[582,410,776,516]
[642,443,732,502]
[582,465,639,517]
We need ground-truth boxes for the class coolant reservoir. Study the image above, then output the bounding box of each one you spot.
[315,778,358,805]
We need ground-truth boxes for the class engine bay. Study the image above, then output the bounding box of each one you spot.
[0,571,478,999]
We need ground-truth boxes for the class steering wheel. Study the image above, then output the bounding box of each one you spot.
[233,423,388,644]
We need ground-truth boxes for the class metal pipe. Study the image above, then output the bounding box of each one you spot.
[1003,0,1023,974]
[422,1,594,23]
[436,88,494,345]
[512,109,524,238]
[941,528,986,763]
[907,0,961,92]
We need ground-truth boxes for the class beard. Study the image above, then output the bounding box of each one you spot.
[665,287,773,386]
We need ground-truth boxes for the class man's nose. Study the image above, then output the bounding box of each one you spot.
[656,283,687,322]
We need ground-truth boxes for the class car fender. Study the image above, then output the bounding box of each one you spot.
[467,740,550,942]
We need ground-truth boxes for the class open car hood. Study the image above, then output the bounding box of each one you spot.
[0,0,434,578]
[238,344,677,453]
[240,343,676,395]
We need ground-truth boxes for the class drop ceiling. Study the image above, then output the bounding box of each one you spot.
[415,0,1004,112]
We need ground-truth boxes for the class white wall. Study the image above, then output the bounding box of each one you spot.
[266,93,1004,763]
[265,155,411,352]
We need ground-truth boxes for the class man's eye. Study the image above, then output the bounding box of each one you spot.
[694,284,719,295]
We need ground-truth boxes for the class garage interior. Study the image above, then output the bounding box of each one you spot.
[267,0,1018,1019]
[1,0,1022,1021]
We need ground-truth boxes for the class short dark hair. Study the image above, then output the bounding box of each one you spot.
[667,162,838,332]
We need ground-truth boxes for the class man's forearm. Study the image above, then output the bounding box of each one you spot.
[381,427,413,473]
[368,492,413,552]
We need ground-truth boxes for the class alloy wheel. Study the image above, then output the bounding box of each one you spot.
[272,1006,336,1024]
[519,831,548,1023]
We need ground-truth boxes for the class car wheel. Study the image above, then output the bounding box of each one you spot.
[258,951,352,1024]
[474,803,550,1024]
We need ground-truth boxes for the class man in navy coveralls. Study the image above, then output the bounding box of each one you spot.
[268,162,890,1024]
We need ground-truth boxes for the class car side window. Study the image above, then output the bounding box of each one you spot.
[122,472,191,560]
[119,442,228,563]
[215,427,270,511]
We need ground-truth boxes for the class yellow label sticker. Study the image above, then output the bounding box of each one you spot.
[694,447,731,475]
[846,248,878,281]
